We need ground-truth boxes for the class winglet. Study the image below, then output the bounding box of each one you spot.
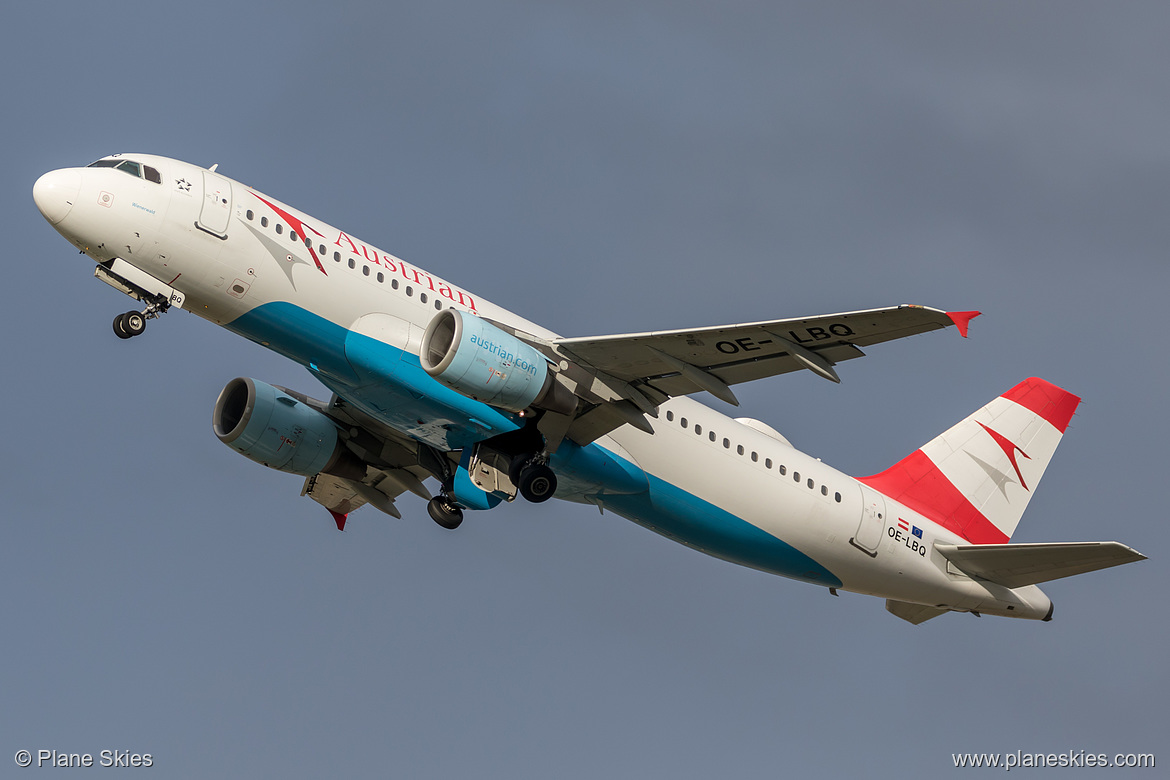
[329,510,348,531]
[946,310,981,338]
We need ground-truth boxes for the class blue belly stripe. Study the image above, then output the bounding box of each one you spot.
[595,461,842,587]
[226,301,841,586]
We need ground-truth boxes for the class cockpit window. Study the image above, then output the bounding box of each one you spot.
[86,158,159,183]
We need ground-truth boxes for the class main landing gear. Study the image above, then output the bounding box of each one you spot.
[509,457,557,503]
[427,496,464,530]
[112,300,167,340]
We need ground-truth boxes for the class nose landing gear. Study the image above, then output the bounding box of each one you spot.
[113,310,146,339]
[111,299,168,340]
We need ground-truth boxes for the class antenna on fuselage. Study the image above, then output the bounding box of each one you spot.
[209,163,219,172]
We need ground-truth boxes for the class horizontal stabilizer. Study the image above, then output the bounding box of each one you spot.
[936,541,1147,589]
[886,599,950,625]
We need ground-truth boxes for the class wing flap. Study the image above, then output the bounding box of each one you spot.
[936,541,1147,589]
[886,599,950,625]
[302,473,369,516]
[301,465,430,523]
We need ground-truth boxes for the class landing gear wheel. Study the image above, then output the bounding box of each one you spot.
[113,311,146,339]
[122,311,146,337]
[518,464,557,503]
[112,313,133,339]
[427,497,464,530]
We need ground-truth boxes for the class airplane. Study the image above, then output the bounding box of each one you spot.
[32,153,1145,624]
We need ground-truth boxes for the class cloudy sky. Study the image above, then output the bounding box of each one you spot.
[3,1,1166,776]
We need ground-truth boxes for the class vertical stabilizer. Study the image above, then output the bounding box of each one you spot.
[859,378,1080,544]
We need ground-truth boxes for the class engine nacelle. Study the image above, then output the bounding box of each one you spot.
[421,309,573,414]
[213,377,346,476]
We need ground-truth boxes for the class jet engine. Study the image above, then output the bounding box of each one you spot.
[420,309,575,414]
[213,377,356,477]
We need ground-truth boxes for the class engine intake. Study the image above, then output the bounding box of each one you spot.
[213,377,355,477]
[421,309,574,414]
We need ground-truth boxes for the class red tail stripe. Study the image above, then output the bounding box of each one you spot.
[859,450,1009,545]
[1001,377,1080,434]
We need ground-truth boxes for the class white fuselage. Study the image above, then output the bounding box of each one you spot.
[33,153,1053,620]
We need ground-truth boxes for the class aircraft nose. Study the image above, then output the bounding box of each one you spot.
[33,168,82,225]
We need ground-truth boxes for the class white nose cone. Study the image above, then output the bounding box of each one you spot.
[33,168,81,225]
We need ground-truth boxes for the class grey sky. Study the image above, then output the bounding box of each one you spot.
[3,2,1166,777]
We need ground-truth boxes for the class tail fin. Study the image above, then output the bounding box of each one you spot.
[859,378,1080,544]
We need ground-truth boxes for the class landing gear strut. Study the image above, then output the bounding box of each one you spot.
[427,496,464,530]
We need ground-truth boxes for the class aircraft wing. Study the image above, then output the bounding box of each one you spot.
[278,386,439,530]
[530,306,977,445]
[554,305,976,399]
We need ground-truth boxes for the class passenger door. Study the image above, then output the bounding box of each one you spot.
[197,170,233,238]
[850,485,887,557]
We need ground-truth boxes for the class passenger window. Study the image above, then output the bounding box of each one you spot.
[116,160,142,178]
[348,258,355,269]
[421,293,428,304]
[751,452,758,462]
[275,224,283,234]
[835,492,842,503]
[434,300,442,310]
[723,438,730,448]
[793,471,800,482]
[144,166,161,183]
[333,251,340,262]
[680,418,688,428]
[807,478,814,489]
[319,244,326,255]
[377,272,384,283]
[765,458,772,469]
[695,424,702,435]
[406,286,413,296]
[737,445,744,456]
[392,279,399,289]
[666,411,674,421]
[363,265,370,276]
[709,431,716,442]
[246,210,254,220]
[261,217,268,227]
[821,485,828,496]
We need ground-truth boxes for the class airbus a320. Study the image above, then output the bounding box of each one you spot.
[33,153,1146,624]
